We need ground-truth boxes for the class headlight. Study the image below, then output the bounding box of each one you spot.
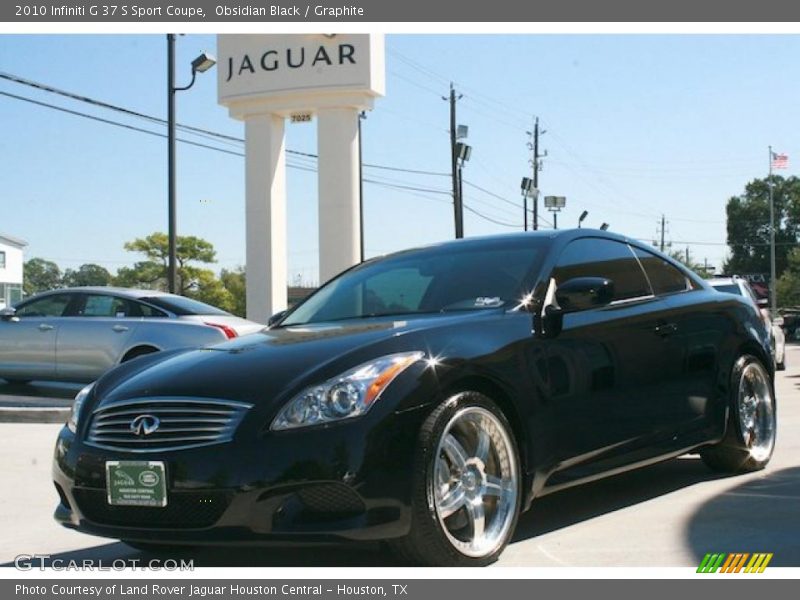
[67,383,95,433]
[271,351,424,431]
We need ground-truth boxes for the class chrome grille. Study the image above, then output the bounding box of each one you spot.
[86,397,252,452]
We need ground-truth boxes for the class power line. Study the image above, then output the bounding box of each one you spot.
[0,90,246,157]
[0,71,450,178]
[462,204,519,228]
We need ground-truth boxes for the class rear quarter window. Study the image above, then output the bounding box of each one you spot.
[632,247,692,295]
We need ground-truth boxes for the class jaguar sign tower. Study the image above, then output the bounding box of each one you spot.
[218,34,385,323]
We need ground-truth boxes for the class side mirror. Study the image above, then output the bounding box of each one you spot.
[555,277,615,313]
[0,307,17,321]
[267,310,287,327]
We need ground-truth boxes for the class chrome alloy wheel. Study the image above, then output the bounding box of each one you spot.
[432,406,518,558]
[738,361,776,462]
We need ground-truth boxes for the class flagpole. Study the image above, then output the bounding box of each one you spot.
[769,145,777,315]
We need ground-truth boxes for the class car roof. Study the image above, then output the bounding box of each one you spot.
[375,228,651,258]
[24,287,171,300]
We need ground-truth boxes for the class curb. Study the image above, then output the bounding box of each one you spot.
[0,407,69,424]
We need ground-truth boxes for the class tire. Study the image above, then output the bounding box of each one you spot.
[389,392,521,567]
[700,355,776,473]
[121,346,159,363]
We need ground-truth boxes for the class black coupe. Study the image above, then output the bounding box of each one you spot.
[53,230,777,566]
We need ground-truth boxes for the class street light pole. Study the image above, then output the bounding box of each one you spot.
[166,35,216,295]
[358,111,366,262]
[167,34,177,294]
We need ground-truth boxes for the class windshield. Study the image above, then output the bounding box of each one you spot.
[282,239,543,326]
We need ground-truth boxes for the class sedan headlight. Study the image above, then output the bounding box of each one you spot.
[271,351,424,431]
[67,383,95,433]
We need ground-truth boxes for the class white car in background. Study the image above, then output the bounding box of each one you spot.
[709,276,786,370]
[0,287,264,384]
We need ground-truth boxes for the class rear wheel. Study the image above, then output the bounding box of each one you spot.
[389,392,521,566]
[701,355,776,473]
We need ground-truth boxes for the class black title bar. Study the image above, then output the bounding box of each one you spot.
[3,0,800,22]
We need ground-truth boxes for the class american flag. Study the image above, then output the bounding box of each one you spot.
[771,151,789,170]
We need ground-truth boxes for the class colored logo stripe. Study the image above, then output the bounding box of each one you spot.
[697,553,773,573]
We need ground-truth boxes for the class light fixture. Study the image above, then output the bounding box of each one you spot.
[455,142,472,162]
[191,52,216,73]
[544,196,567,230]
[600,222,610,231]
[578,210,589,228]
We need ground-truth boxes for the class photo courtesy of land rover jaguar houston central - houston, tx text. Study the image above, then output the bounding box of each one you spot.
[52,229,777,567]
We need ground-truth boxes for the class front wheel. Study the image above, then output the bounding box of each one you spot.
[701,355,776,473]
[389,392,521,566]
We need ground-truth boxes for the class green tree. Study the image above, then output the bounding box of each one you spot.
[187,269,235,313]
[220,267,246,317]
[776,247,800,307]
[724,175,800,276]
[119,232,217,294]
[62,263,112,288]
[23,258,62,296]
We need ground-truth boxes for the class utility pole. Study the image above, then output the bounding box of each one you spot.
[445,83,463,239]
[527,118,546,231]
[658,214,667,252]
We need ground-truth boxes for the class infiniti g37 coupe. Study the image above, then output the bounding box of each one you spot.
[52,230,777,566]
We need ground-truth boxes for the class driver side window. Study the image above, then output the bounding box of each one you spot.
[553,238,652,304]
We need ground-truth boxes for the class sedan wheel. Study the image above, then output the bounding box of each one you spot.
[390,392,521,566]
[701,355,776,472]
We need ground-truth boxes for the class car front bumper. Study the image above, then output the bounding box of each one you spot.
[52,405,430,545]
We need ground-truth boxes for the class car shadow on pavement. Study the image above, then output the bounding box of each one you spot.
[513,455,733,541]
[0,379,82,400]
[684,466,800,567]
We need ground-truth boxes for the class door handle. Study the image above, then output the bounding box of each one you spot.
[654,322,678,337]
[112,325,129,333]
[38,323,54,332]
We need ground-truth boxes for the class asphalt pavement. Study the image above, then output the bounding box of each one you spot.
[1,348,798,568]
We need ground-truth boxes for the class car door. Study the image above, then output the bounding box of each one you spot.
[542,238,678,474]
[55,293,139,381]
[633,246,725,437]
[0,293,74,381]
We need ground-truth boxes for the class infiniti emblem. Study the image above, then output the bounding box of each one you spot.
[130,414,160,437]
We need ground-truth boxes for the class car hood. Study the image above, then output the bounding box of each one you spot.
[93,310,507,410]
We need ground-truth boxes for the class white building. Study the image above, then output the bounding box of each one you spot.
[0,233,27,309]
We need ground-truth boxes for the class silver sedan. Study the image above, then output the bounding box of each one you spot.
[0,287,264,384]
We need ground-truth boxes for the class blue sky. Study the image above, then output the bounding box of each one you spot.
[2,34,799,284]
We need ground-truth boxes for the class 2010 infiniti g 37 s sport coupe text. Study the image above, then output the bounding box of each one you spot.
[53,230,777,566]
